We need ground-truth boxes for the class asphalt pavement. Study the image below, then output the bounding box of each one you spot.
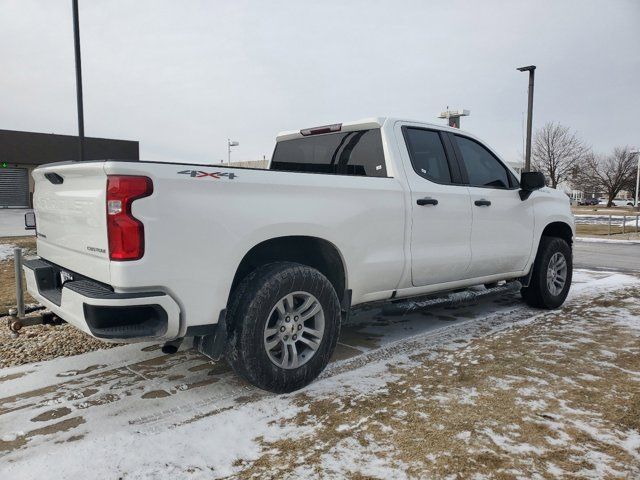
[574,240,640,272]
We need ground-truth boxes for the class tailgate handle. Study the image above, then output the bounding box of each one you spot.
[44,173,64,185]
[474,199,491,207]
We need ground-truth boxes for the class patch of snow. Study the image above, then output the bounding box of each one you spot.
[610,311,640,334]
[574,237,640,245]
[482,428,546,455]
[577,373,601,381]
[0,243,16,261]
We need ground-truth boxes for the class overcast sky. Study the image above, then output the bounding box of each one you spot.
[1,0,639,164]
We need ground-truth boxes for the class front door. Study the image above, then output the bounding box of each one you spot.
[401,126,473,286]
[451,134,534,278]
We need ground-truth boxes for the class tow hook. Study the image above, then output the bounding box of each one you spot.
[8,310,63,334]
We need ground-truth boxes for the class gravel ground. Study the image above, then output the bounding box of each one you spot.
[0,319,117,368]
[0,236,114,368]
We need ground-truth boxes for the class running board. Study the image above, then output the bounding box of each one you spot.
[381,281,522,316]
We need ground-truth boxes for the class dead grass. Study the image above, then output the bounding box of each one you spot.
[575,224,631,236]
[229,287,640,479]
[0,236,36,313]
[572,206,639,216]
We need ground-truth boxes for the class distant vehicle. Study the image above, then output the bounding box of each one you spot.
[23,117,575,392]
[598,199,616,207]
[578,198,599,206]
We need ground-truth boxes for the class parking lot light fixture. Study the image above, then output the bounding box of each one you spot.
[228,139,239,164]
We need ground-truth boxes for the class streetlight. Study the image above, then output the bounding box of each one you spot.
[631,148,640,210]
[517,65,536,172]
[227,139,239,164]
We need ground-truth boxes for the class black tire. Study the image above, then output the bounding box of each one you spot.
[225,262,341,393]
[521,236,572,309]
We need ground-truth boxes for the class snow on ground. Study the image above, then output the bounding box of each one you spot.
[1,269,639,478]
[0,243,16,261]
[574,214,640,227]
[575,237,640,245]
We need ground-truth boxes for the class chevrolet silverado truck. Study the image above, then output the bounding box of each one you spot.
[24,117,574,392]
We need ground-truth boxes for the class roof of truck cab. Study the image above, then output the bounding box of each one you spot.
[275,117,474,142]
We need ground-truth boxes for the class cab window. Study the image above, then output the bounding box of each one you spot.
[454,135,514,189]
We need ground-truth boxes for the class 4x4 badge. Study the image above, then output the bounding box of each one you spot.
[178,170,237,180]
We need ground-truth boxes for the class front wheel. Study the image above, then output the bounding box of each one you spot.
[226,262,341,393]
[521,236,572,309]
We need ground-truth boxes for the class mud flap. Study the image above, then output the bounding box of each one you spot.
[192,310,228,361]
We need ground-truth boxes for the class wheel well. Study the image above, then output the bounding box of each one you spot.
[542,221,573,246]
[230,236,346,298]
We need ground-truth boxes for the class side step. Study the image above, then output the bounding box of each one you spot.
[382,281,522,316]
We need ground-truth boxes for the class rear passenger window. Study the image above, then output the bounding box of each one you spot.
[270,129,387,177]
[403,128,452,184]
[455,136,511,189]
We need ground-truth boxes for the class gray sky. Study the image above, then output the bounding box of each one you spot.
[1,0,639,164]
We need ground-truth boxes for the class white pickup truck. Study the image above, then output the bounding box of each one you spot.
[24,117,574,392]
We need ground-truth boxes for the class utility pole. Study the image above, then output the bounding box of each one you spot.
[72,0,85,161]
[517,65,536,172]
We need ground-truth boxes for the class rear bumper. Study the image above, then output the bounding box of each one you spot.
[23,257,181,342]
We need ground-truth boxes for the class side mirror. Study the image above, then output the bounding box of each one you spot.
[519,171,545,200]
[24,211,36,230]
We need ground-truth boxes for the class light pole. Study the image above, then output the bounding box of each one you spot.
[517,65,536,172]
[632,149,640,210]
[227,139,239,164]
[72,0,85,161]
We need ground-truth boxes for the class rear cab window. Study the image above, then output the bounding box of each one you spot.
[270,129,387,177]
[403,127,456,184]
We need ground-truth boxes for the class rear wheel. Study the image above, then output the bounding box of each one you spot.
[226,262,341,393]
[521,236,572,309]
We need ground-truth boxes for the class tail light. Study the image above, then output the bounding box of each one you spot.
[106,175,153,261]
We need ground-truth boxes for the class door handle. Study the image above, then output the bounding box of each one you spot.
[474,199,491,207]
[417,197,438,206]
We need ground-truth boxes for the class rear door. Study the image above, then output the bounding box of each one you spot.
[32,162,111,283]
[449,134,534,278]
[400,126,473,286]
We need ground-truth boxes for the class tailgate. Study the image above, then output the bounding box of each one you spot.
[32,162,111,284]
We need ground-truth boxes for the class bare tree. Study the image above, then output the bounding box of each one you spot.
[532,122,589,188]
[581,147,637,207]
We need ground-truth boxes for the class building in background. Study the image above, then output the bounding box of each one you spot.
[0,129,138,208]
[229,159,269,169]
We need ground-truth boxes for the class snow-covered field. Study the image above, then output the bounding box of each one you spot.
[574,214,640,228]
[1,270,639,478]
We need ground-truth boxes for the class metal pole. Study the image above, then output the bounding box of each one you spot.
[634,152,640,210]
[517,66,536,172]
[608,215,612,236]
[227,139,231,164]
[72,0,85,162]
[623,215,626,234]
[524,69,535,172]
[14,248,24,318]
